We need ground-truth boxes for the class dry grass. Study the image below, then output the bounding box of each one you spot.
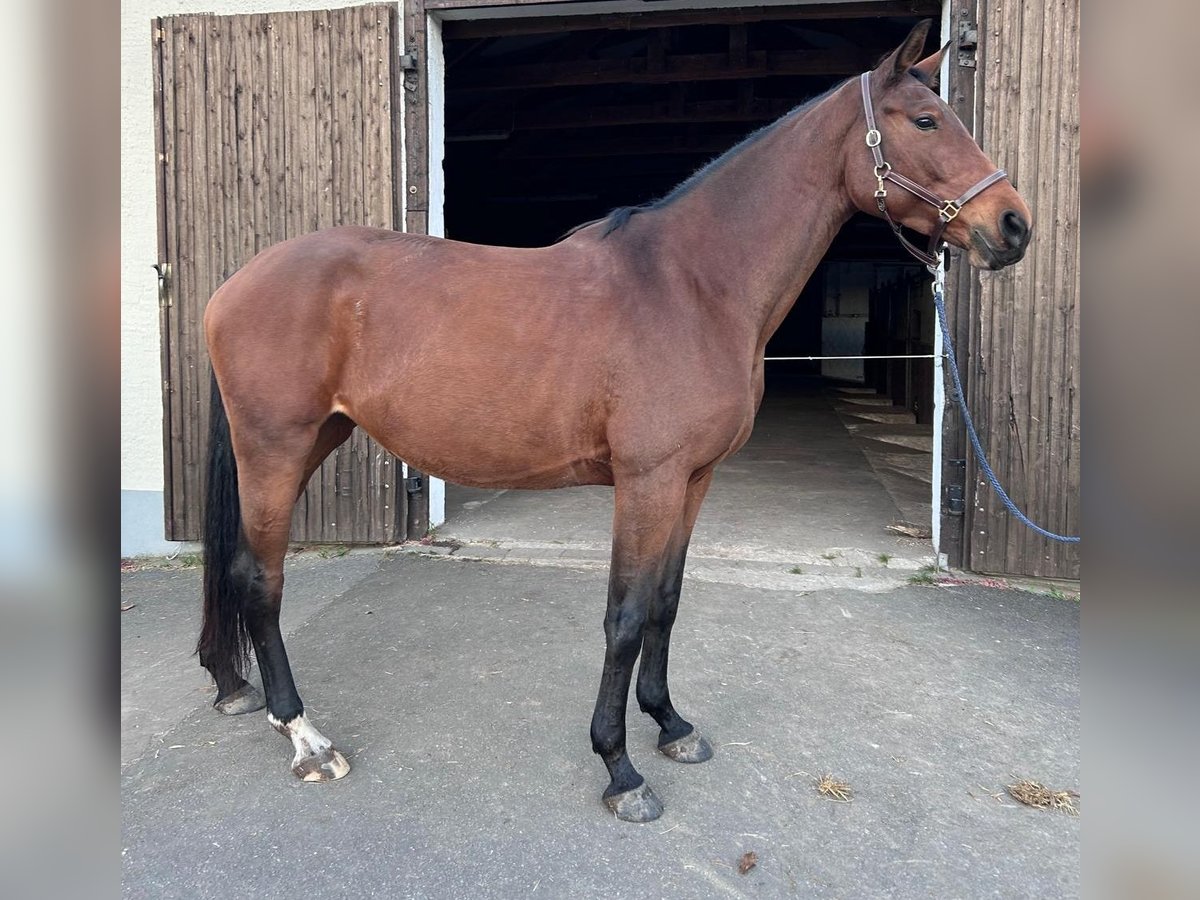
[1006,780,1079,815]
[816,774,853,802]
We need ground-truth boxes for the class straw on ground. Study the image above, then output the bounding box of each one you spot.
[816,774,852,802]
[1006,780,1079,815]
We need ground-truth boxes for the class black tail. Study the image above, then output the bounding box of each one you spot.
[197,371,252,688]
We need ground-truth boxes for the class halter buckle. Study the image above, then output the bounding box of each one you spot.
[874,162,891,199]
[865,129,882,149]
[939,200,962,222]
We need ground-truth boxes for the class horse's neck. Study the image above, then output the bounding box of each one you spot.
[655,82,859,349]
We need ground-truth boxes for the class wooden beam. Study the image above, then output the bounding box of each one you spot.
[450,47,884,91]
[447,96,797,136]
[402,0,430,539]
[500,131,740,160]
[441,2,942,40]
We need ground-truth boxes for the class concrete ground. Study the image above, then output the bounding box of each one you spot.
[121,552,1078,899]
[122,379,1078,897]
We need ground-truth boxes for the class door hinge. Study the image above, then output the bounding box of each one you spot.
[405,475,423,494]
[957,21,978,68]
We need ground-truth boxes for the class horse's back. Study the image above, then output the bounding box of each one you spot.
[205,226,625,486]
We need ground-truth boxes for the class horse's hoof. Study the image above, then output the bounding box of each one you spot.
[659,729,714,764]
[293,747,350,783]
[214,683,265,716]
[603,782,664,823]
[269,712,349,783]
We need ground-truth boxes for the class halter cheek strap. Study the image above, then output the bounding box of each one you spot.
[860,72,1009,269]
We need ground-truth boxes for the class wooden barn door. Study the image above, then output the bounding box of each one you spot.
[940,0,1080,578]
[153,4,407,543]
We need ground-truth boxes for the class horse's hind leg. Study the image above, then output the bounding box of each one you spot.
[204,414,354,717]
[591,470,689,823]
[637,471,715,764]
[237,431,349,782]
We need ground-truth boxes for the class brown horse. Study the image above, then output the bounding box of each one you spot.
[198,21,1030,822]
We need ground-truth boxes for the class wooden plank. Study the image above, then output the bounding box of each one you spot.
[448,96,798,137]
[450,47,889,91]
[363,6,395,540]
[986,0,1020,570]
[402,0,430,538]
[343,6,368,541]
[1005,0,1041,573]
[970,0,1003,571]
[233,16,259,267]
[266,14,287,246]
[440,1,942,39]
[181,15,209,541]
[329,6,356,541]
[939,0,980,568]
[314,10,336,232]
[165,15,188,539]
[404,0,430,234]
[1050,0,1081,575]
[153,18,182,540]
[254,14,272,246]
[364,6,392,231]
[1026,0,1060,574]
[390,3,407,234]
[385,4,407,539]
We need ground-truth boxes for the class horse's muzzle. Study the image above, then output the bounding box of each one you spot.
[972,210,1032,270]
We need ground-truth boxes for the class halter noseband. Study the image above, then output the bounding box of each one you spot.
[860,72,1009,270]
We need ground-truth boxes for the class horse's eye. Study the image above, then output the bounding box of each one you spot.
[915,115,938,131]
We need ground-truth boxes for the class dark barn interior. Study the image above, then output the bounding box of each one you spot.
[440,7,942,531]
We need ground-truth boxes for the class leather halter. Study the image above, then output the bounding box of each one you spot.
[860,72,1009,269]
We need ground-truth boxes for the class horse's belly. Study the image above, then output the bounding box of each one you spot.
[351,399,613,491]
[432,457,615,490]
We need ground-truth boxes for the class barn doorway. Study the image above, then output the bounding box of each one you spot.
[433,4,944,561]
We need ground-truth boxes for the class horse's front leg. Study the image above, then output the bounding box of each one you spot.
[591,470,689,823]
[637,470,715,764]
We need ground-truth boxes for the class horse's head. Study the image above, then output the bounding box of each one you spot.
[845,20,1032,270]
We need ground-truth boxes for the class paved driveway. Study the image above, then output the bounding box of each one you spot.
[121,551,1079,898]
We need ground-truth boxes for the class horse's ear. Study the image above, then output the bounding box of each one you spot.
[911,41,952,92]
[878,19,934,85]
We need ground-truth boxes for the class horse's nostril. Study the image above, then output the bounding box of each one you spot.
[1000,210,1030,248]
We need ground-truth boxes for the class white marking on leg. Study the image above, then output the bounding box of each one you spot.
[268,712,332,770]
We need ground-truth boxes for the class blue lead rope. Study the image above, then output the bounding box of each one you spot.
[932,282,1080,544]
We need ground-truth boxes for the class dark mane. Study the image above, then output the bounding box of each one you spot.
[592,80,848,238]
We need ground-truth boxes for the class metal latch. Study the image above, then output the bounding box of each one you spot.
[405,475,423,494]
[944,458,966,515]
[153,262,171,307]
[399,52,418,71]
